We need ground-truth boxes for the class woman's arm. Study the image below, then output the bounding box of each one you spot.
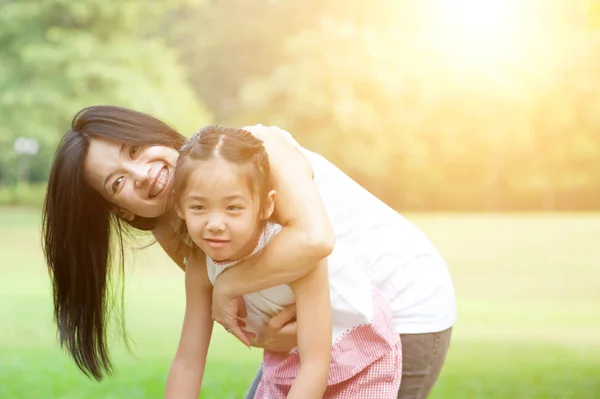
[164,249,213,398]
[287,259,332,399]
[214,125,335,296]
[153,220,186,271]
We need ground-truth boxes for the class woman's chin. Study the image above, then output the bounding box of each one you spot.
[137,206,168,220]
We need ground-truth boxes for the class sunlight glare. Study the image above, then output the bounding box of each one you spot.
[420,0,536,68]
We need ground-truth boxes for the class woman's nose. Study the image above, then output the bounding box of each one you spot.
[128,165,150,188]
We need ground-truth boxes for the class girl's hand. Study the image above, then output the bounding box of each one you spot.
[253,304,298,352]
[211,284,252,347]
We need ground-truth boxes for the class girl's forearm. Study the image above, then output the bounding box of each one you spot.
[286,362,329,399]
[286,261,332,398]
[165,250,213,398]
[164,360,204,399]
[215,226,333,297]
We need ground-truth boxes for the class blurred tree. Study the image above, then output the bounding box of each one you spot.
[163,0,319,123]
[0,0,210,185]
[222,1,600,210]
[3,0,599,210]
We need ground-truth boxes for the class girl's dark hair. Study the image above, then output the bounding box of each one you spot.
[172,126,273,246]
[42,105,186,380]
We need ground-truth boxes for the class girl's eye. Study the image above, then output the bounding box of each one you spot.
[129,145,140,158]
[190,205,206,211]
[227,205,243,212]
[112,177,124,193]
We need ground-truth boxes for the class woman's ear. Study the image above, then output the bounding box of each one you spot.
[261,190,277,220]
[111,206,135,222]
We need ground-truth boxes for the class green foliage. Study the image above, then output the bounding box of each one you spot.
[0,0,210,186]
[2,1,600,210]
[164,0,315,122]
[0,183,46,207]
[167,0,600,211]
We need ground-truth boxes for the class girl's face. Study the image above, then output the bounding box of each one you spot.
[177,157,275,262]
[84,137,179,220]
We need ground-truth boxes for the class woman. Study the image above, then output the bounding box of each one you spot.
[43,105,456,399]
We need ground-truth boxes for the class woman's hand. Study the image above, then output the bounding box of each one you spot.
[211,283,252,347]
[212,276,299,352]
[252,304,298,352]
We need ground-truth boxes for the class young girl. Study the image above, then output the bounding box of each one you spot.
[166,125,402,399]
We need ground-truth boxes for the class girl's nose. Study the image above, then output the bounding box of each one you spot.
[207,218,225,233]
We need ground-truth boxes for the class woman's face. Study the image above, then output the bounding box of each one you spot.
[84,137,179,219]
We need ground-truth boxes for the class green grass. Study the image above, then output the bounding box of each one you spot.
[1,208,599,398]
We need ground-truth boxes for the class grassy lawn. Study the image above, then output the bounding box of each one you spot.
[1,208,599,398]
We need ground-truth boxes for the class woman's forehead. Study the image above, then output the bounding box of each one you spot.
[83,137,123,196]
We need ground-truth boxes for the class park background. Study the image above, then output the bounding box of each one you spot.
[1,1,599,398]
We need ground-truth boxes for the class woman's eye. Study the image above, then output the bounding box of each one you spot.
[129,145,140,158]
[191,205,206,211]
[112,177,124,193]
[227,205,243,211]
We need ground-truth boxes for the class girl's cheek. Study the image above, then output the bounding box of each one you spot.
[187,220,204,236]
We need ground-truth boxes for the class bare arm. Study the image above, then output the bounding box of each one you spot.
[153,220,187,271]
[164,249,213,398]
[214,126,335,297]
[287,259,332,399]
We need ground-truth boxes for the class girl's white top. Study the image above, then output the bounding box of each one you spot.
[243,126,457,334]
[206,222,399,384]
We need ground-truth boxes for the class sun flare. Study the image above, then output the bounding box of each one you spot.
[419,0,537,68]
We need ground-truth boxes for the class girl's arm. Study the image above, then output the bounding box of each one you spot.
[164,249,213,398]
[214,126,335,297]
[287,259,332,399]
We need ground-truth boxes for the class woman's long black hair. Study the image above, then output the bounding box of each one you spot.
[42,105,186,380]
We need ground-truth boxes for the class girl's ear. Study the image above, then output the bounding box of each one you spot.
[261,190,277,220]
[175,205,185,220]
[111,206,135,222]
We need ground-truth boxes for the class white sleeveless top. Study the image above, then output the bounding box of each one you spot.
[207,223,379,344]
[206,222,399,384]
[245,126,457,334]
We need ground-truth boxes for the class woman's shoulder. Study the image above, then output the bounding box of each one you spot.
[152,215,194,261]
[151,215,176,239]
[242,124,298,147]
[243,125,313,177]
[151,213,182,237]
